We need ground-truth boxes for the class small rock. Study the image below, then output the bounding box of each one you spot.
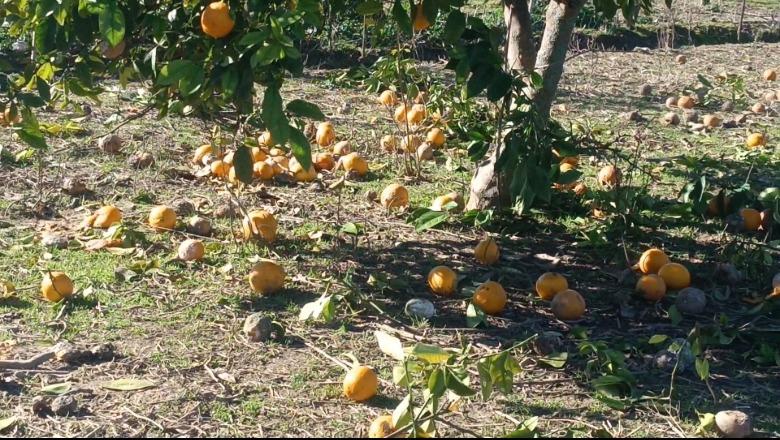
[532,331,563,356]
[365,190,378,203]
[41,234,69,249]
[618,268,637,287]
[89,343,115,361]
[82,104,92,116]
[213,203,239,219]
[675,54,687,64]
[715,262,743,286]
[623,110,644,122]
[51,395,78,416]
[171,200,195,216]
[404,298,435,319]
[662,112,680,126]
[54,342,80,363]
[675,287,707,315]
[98,134,123,154]
[652,350,677,371]
[61,178,88,196]
[127,152,155,169]
[31,396,50,415]
[721,100,734,112]
[682,110,699,124]
[638,84,652,97]
[186,216,212,236]
[273,173,296,185]
[734,113,748,124]
[243,313,274,342]
[715,410,752,438]
[307,181,324,192]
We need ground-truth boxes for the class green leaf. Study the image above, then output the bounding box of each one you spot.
[288,126,313,170]
[157,60,196,86]
[285,99,325,120]
[466,66,494,98]
[393,364,409,387]
[695,358,710,381]
[428,367,447,397]
[538,352,568,369]
[392,395,412,429]
[340,222,363,236]
[669,305,683,325]
[504,416,539,438]
[410,209,449,233]
[408,343,451,364]
[298,294,334,322]
[375,330,405,361]
[101,378,156,391]
[486,72,512,102]
[17,127,48,150]
[466,302,487,328]
[648,334,668,345]
[36,77,51,102]
[477,359,493,400]
[697,73,712,89]
[262,85,290,144]
[391,0,412,36]
[178,64,204,97]
[41,382,72,395]
[696,412,716,435]
[443,10,466,44]
[0,416,17,433]
[233,146,254,184]
[98,0,125,47]
[444,368,476,396]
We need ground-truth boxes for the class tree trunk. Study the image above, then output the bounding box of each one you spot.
[466,0,585,211]
[504,0,536,72]
[533,0,585,117]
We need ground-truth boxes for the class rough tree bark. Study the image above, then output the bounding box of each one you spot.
[466,0,585,211]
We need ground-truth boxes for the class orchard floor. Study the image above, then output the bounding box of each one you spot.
[0,42,779,437]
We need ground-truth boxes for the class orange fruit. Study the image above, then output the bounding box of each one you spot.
[178,239,205,261]
[254,161,275,180]
[313,152,335,171]
[473,281,507,315]
[258,130,274,147]
[91,205,122,229]
[677,96,695,109]
[573,182,588,196]
[248,260,286,294]
[272,155,290,170]
[658,263,690,290]
[412,3,431,32]
[638,248,670,274]
[753,102,767,114]
[746,133,766,149]
[289,158,317,182]
[406,104,426,125]
[332,140,351,156]
[227,166,242,186]
[702,114,721,129]
[251,147,267,163]
[474,238,499,265]
[210,160,230,178]
[597,165,621,188]
[380,184,409,210]
[201,1,235,38]
[100,39,125,59]
[740,208,761,231]
[41,271,74,302]
[707,194,732,217]
[148,206,177,231]
[368,415,395,438]
[430,192,464,212]
[550,289,585,321]
[636,274,666,301]
[340,152,368,176]
[316,122,335,147]
[535,272,568,301]
[193,144,213,164]
[242,210,278,242]
[378,90,397,107]
[426,128,446,148]
[380,135,398,153]
[343,366,378,402]
[393,104,408,124]
[3,108,20,125]
[559,162,576,173]
[560,156,579,167]
[427,266,457,296]
[764,69,778,81]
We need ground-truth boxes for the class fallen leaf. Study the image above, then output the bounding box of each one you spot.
[374,330,405,361]
[217,371,237,383]
[41,382,72,395]
[84,239,124,251]
[1,281,15,299]
[101,378,156,391]
[0,416,17,432]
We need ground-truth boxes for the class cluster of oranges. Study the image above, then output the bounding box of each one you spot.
[377,89,447,162]
[634,248,691,301]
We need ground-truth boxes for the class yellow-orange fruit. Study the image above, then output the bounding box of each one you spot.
[702,114,721,129]
[636,274,667,301]
[178,239,205,261]
[597,165,622,188]
[427,266,457,296]
[677,96,695,109]
[313,152,336,171]
[380,184,409,210]
[242,210,277,242]
[272,155,290,170]
[332,140,351,156]
[394,104,408,124]
[746,133,766,149]
[251,147,267,163]
[223,151,235,165]
[560,162,576,173]
[740,208,762,231]
[380,135,398,153]
[426,128,446,148]
[258,130,274,147]
[430,192,464,212]
[638,248,670,274]
[91,205,122,229]
[201,1,235,39]
[148,206,177,231]
[658,263,691,290]
[378,90,398,107]
[316,122,335,147]
[193,144,213,164]
[227,166,242,186]
[289,158,317,182]
[535,272,568,301]
[706,194,731,217]
[473,281,507,315]
[412,3,431,31]
[41,271,74,302]
[254,161,275,180]
[248,260,286,294]
[573,182,588,196]
[474,238,499,265]
[753,102,767,114]
[407,104,426,125]
[764,69,778,81]
[550,289,586,321]
[340,152,368,176]
[269,147,286,157]
[369,415,395,439]
[100,39,126,59]
[343,366,378,402]
[675,54,687,64]
[560,156,579,166]
[210,160,230,178]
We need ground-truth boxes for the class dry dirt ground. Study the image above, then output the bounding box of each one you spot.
[0,42,779,437]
